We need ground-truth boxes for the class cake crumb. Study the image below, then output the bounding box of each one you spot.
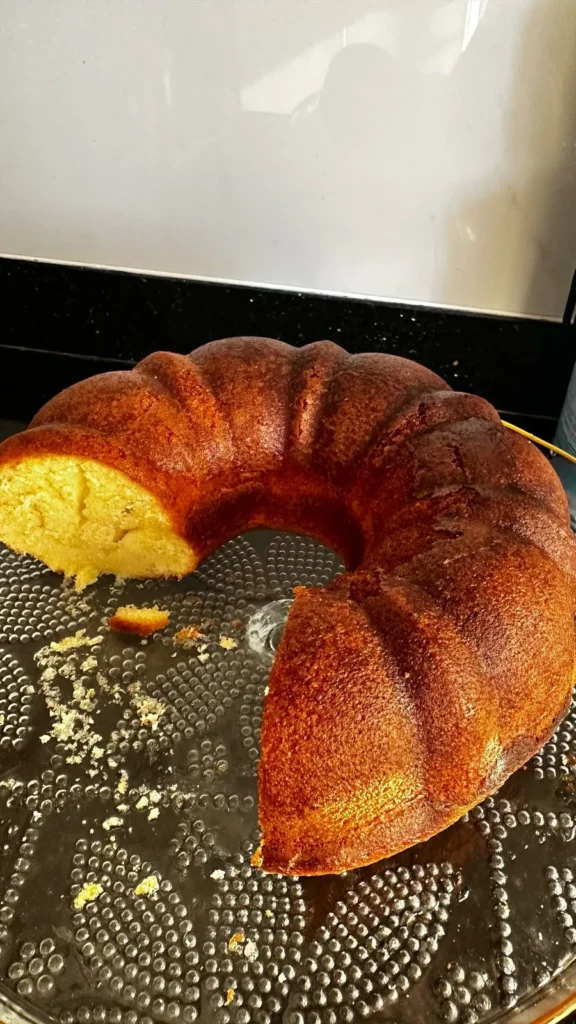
[109,605,170,638]
[96,671,114,695]
[128,684,165,730]
[197,652,210,664]
[34,637,104,763]
[228,931,245,953]
[134,875,159,897]
[81,656,98,672]
[49,631,103,654]
[74,882,103,909]
[148,807,160,821]
[211,869,225,880]
[103,816,123,831]
[174,625,206,646]
[219,636,238,650]
[225,989,235,1006]
[117,770,128,795]
[265,909,273,918]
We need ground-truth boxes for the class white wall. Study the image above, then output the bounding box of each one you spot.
[1,0,575,318]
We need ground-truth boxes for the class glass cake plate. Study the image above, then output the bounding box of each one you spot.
[0,529,574,1024]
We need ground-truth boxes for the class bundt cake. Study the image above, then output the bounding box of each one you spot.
[0,336,574,875]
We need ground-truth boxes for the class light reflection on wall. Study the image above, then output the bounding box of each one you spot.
[0,0,574,318]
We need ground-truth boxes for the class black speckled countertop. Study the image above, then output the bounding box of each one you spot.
[0,256,574,438]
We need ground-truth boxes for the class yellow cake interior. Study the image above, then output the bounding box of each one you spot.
[0,455,197,589]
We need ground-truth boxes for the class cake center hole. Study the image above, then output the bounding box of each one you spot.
[246,599,293,658]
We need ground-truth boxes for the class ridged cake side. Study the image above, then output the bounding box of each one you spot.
[256,342,576,873]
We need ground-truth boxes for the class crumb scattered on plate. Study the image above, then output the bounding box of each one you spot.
[219,636,238,650]
[49,631,103,654]
[128,684,165,730]
[134,875,159,897]
[226,931,258,961]
[103,816,123,831]
[34,634,104,764]
[174,625,206,645]
[74,881,103,910]
[228,931,245,953]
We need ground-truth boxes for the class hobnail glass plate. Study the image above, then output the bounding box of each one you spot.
[0,530,574,1024]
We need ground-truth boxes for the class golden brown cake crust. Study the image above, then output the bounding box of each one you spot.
[0,337,575,875]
